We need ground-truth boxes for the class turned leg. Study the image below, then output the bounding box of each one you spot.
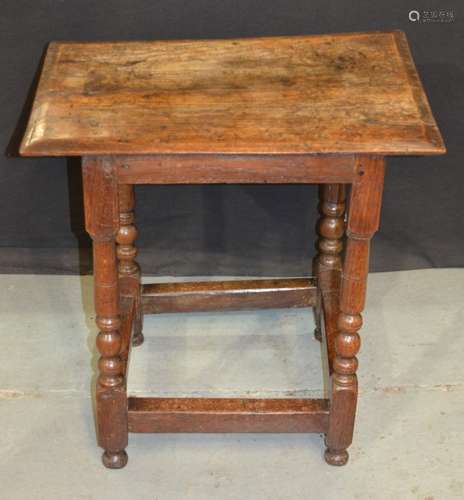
[314,184,346,357]
[325,157,385,466]
[83,158,128,469]
[116,184,143,347]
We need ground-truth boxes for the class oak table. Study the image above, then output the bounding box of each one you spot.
[20,31,445,468]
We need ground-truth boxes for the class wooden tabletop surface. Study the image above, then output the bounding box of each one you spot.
[20,31,445,157]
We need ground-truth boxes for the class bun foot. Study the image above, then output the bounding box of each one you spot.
[314,327,322,342]
[132,332,144,347]
[324,448,349,466]
[102,449,128,469]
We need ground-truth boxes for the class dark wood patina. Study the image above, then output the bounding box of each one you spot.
[20,31,445,468]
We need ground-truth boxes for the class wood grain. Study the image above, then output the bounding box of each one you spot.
[82,157,128,469]
[20,31,447,468]
[314,184,346,372]
[142,278,317,314]
[116,184,144,346]
[20,31,445,156]
[116,154,357,184]
[119,294,136,376]
[128,397,329,433]
[325,155,385,466]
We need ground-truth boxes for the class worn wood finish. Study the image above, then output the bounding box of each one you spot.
[320,294,341,373]
[20,31,445,157]
[118,293,136,376]
[128,397,329,433]
[19,31,446,469]
[117,154,357,184]
[325,156,385,466]
[142,278,317,314]
[82,157,128,469]
[314,184,346,371]
[116,184,143,346]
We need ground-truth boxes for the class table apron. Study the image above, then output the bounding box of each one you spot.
[111,154,359,184]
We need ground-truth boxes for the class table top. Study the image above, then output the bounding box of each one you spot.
[20,31,445,157]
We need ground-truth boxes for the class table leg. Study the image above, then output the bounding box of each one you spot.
[314,184,346,354]
[325,156,385,466]
[117,184,143,346]
[83,158,128,469]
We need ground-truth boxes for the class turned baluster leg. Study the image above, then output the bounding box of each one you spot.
[325,156,385,466]
[83,157,128,469]
[314,184,346,357]
[116,184,143,347]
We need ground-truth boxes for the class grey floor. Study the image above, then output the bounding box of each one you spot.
[1,269,463,500]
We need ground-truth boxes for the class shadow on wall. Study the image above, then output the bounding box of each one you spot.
[378,61,462,271]
[417,62,461,153]
[5,45,93,275]
[5,44,48,158]
[67,157,92,274]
